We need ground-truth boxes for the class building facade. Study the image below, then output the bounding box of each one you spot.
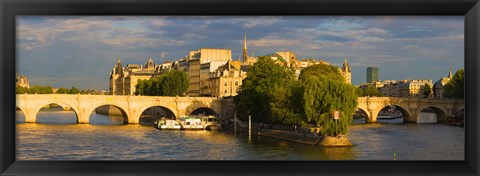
[187,48,232,96]
[109,57,161,95]
[203,60,246,97]
[434,68,453,98]
[341,58,352,84]
[16,73,30,88]
[397,79,433,98]
[367,67,379,83]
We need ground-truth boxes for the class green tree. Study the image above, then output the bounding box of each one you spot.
[302,74,358,136]
[423,83,432,98]
[298,64,344,82]
[235,56,296,123]
[69,87,80,94]
[134,70,189,96]
[269,80,305,125]
[160,70,189,96]
[16,86,28,94]
[29,86,43,94]
[362,85,382,97]
[356,86,364,97]
[43,86,53,94]
[135,79,146,95]
[56,88,69,94]
[444,69,464,99]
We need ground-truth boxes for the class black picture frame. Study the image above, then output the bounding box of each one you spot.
[1,0,479,175]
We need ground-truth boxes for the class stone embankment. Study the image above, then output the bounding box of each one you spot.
[226,120,351,146]
[257,129,323,145]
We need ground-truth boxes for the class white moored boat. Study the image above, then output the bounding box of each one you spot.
[178,116,203,130]
[154,118,181,130]
[199,115,221,130]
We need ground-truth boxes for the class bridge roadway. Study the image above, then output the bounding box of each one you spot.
[16,94,464,124]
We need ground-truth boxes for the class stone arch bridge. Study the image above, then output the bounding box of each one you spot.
[16,95,464,124]
[357,97,464,123]
[16,94,234,124]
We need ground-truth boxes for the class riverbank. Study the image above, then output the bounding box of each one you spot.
[223,121,328,146]
[257,129,323,145]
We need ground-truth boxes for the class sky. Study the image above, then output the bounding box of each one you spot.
[16,16,464,90]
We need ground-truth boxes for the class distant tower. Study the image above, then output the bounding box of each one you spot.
[448,68,453,78]
[366,66,378,83]
[110,56,124,95]
[342,58,352,84]
[242,32,248,63]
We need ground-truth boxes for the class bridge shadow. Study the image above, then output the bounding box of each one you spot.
[91,105,128,125]
[35,103,78,124]
[186,100,217,116]
[16,106,25,123]
[139,106,176,126]
[376,106,406,124]
[417,106,447,123]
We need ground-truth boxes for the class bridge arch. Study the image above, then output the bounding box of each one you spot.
[374,104,411,123]
[354,107,369,123]
[16,106,25,123]
[455,108,464,115]
[189,107,217,116]
[185,100,220,117]
[33,102,80,124]
[137,105,177,124]
[418,105,448,122]
[88,104,129,124]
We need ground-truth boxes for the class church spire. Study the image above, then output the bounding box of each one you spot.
[342,57,350,72]
[448,68,453,78]
[242,32,248,63]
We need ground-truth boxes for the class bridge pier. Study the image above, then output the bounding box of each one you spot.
[23,108,38,123]
[405,108,418,123]
[128,109,141,124]
[366,111,378,123]
[77,108,91,124]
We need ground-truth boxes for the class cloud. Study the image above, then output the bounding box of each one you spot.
[158,52,169,59]
[248,38,301,48]
[182,33,206,40]
[17,16,464,88]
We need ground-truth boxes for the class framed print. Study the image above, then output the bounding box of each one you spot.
[1,0,479,176]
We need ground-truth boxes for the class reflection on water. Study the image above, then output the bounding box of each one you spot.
[16,110,464,160]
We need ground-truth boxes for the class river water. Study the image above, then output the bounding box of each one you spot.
[15,110,464,160]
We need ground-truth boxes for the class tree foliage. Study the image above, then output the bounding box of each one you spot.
[298,64,344,82]
[357,85,383,97]
[235,56,297,123]
[236,57,358,136]
[16,86,29,94]
[69,87,80,94]
[444,69,464,99]
[303,75,358,136]
[423,83,432,98]
[16,85,53,94]
[56,88,69,94]
[269,80,305,125]
[17,86,103,95]
[134,70,189,96]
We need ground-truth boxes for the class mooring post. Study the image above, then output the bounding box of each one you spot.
[234,112,237,135]
[248,115,252,141]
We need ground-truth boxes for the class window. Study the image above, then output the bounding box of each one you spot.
[235,81,238,86]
